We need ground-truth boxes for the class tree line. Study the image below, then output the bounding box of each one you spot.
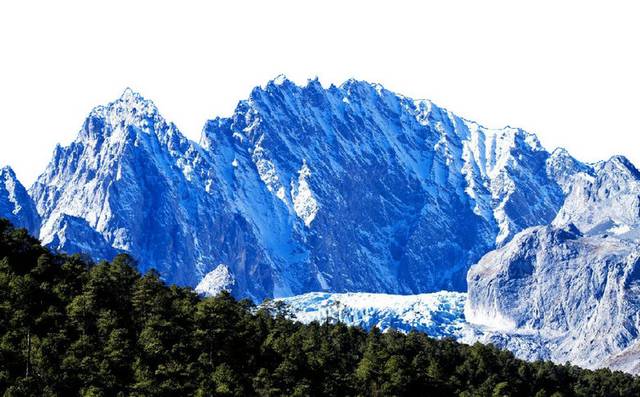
[0,218,639,396]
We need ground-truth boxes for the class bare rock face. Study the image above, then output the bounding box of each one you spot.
[466,156,640,372]
[0,166,40,235]
[198,77,575,296]
[553,156,640,234]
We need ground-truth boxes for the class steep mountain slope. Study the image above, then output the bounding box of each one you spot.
[0,166,40,234]
[18,77,582,299]
[275,152,640,374]
[465,156,640,372]
[29,89,275,298]
[4,77,640,374]
[199,77,576,296]
[41,214,119,262]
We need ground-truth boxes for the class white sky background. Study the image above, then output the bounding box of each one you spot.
[1,1,639,185]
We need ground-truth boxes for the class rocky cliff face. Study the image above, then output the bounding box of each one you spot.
[553,155,640,237]
[0,166,40,235]
[17,78,580,299]
[28,88,274,298]
[199,77,579,297]
[466,156,640,372]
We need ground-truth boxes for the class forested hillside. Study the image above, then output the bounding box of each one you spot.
[1,218,639,396]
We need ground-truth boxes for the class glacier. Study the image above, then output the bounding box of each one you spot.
[276,291,469,337]
[273,290,581,366]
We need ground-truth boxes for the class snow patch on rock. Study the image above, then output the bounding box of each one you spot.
[291,160,318,227]
[195,264,236,297]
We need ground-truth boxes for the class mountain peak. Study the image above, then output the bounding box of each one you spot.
[551,147,570,158]
[596,155,640,179]
[0,165,41,235]
[607,154,637,169]
[78,88,163,144]
[262,74,297,91]
[258,76,396,99]
[114,87,156,110]
[340,78,387,95]
[0,165,16,178]
[271,74,289,86]
[119,87,144,102]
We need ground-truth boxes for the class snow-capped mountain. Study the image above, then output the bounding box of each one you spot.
[0,166,40,235]
[199,77,577,297]
[2,77,640,373]
[17,77,582,300]
[28,88,276,298]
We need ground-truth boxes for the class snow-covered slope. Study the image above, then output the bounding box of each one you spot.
[0,166,40,234]
[16,78,590,300]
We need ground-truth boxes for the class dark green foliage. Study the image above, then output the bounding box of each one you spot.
[0,218,639,396]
